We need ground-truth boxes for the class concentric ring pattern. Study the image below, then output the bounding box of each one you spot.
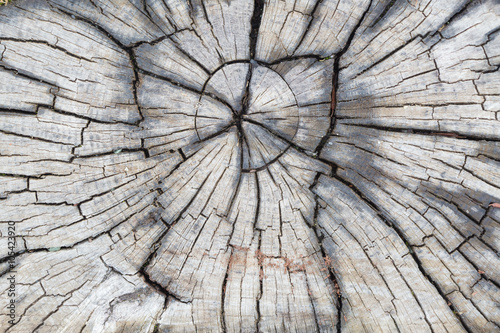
[0,0,499,332]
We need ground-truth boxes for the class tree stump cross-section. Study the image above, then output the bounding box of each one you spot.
[0,0,499,332]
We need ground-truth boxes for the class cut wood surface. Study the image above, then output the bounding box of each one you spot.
[0,0,499,332]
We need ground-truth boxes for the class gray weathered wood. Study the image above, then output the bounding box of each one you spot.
[0,0,499,332]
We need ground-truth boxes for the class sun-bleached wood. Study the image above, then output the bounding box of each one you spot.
[0,0,499,332]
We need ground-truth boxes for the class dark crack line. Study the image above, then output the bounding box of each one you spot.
[178,148,187,160]
[35,103,138,126]
[129,47,144,126]
[309,181,343,333]
[249,0,264,59]
[200,0,225,64]
[348,34,427,81]
[458,244,500,291]
[329,172,473,332]
[370,0,397,28]
[73,147,149,159]
[291,0,324,55]
[0,108,37,115]
[438,0,477,34]
[243,118,302,152]
[194,122,236,144]
[263,54,325,66]
[0,37,96,62]
[220,247,233,333]
[139,174,212,278]
[344,123,500,143]
[241,117,338,174]
[220,138,246,332]
[0,64,58,89]
[255,231,263,333]
[139,267,189,306]
[240,60,253,117]
[163,33,212,75]
[0,128,75,146]
[54,8,149,129]
[250,171,263,330]
[314,0,374,158]
[139,67,236,118]
[242,146,292,173]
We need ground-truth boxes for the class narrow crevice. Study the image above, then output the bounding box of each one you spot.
[330,171,474,332]
[200,0,225,63]
[138,227,170,276]
[36,104,138,126]
[178,148,187,161]
[194,121,235,144]
[240,61,254,116]
[410,248,474,333]
[255,231,263,333]
[0,108,37,115]
[130,34,169,48]
[88,0,104,14]
[349,34,425,80]
[437,0,476,34]
[0,37,96,62]
[346,123,500,142]
[264,54,324,67]
[291,0,324,55]
[225,141,244,242]
[458,246,500,291]
[370,0,397,28]
[220,248,233,333]
[140,67,235,113]
[314,0,374,158]
[0,64,58,88]
[71,118,90,158]
[139,267,190,305]
[311,195,344,333]
[302,263,322,333]
[252,173,262,333]
[242,118,307,155]
[73,147,149,159]
[129,47,144,126]
[390,258,436,332]
[0,128,75,146]
[141,0,150,18]
[249,0,264,59]
[140,139,151,158]
[165,34,212,75]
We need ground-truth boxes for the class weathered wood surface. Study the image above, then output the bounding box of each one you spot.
[0,0,499,332]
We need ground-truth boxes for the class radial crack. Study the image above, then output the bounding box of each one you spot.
[249,0,264,59]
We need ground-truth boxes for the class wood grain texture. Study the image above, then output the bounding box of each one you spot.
[0,0,498,332]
